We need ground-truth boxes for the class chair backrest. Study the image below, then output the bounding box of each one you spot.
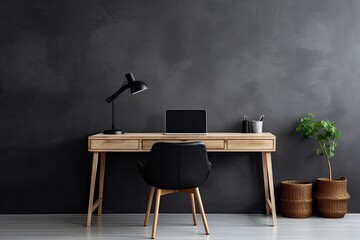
[142,142,211,190]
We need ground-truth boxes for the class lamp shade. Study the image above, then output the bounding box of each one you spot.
[130,80,148,94]
[125,72,148,94]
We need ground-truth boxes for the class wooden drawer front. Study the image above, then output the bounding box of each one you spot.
[227,139,274,151]
[90,139,139,150]
[142,140,225,150]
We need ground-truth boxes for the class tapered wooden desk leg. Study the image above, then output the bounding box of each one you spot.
[262,152,270,216]
[266,153,277,226]
[265,152,277,227]
[86,152,99,227]
[98,152,106,215]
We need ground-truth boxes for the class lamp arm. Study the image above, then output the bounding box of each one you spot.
[106,83,129,103]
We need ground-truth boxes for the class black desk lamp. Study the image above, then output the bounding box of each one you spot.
[104,72,148,134]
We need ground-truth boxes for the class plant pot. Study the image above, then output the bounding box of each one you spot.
[280,181,313,218]
[314,177,350,218]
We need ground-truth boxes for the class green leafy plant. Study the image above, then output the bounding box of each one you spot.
[295,114,340,180]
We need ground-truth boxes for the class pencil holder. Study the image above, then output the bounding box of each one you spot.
[242,120,250,133]
[251,121,263,133]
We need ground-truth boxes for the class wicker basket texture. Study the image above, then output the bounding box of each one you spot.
[314,178,350,218]
[280,181,313,218]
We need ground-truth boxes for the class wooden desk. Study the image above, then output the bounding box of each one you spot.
[86,132,277,227]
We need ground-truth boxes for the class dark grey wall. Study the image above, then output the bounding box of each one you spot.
[1,0,360,214]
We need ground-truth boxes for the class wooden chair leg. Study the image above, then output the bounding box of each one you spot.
[151,189,162,239]
[194,188,209,235]
[189,193,197,225]
[144,186,155,226]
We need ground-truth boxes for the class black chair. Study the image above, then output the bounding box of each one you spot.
[138,142,212,239]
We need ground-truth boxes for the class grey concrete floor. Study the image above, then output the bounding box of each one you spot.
[0,214,359,239]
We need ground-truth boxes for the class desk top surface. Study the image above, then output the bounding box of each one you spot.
[89,132,275,139]
[88,132,276,152]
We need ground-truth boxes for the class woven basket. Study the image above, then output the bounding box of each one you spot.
[314,177,350,218]
[280,181,313,218]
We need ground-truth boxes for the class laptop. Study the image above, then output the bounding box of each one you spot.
[165,110,207,135]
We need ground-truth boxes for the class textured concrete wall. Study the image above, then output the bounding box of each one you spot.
[1,0,360,213]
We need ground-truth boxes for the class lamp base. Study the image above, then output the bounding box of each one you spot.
[103,129,123,134]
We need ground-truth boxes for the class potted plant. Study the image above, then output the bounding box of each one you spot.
[295,114,350,218]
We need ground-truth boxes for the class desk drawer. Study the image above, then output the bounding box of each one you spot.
[90,139,139,150]
[142,140,225,150]
[227,139,274,151]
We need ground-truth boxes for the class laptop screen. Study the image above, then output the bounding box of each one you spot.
[165,110,207,134]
